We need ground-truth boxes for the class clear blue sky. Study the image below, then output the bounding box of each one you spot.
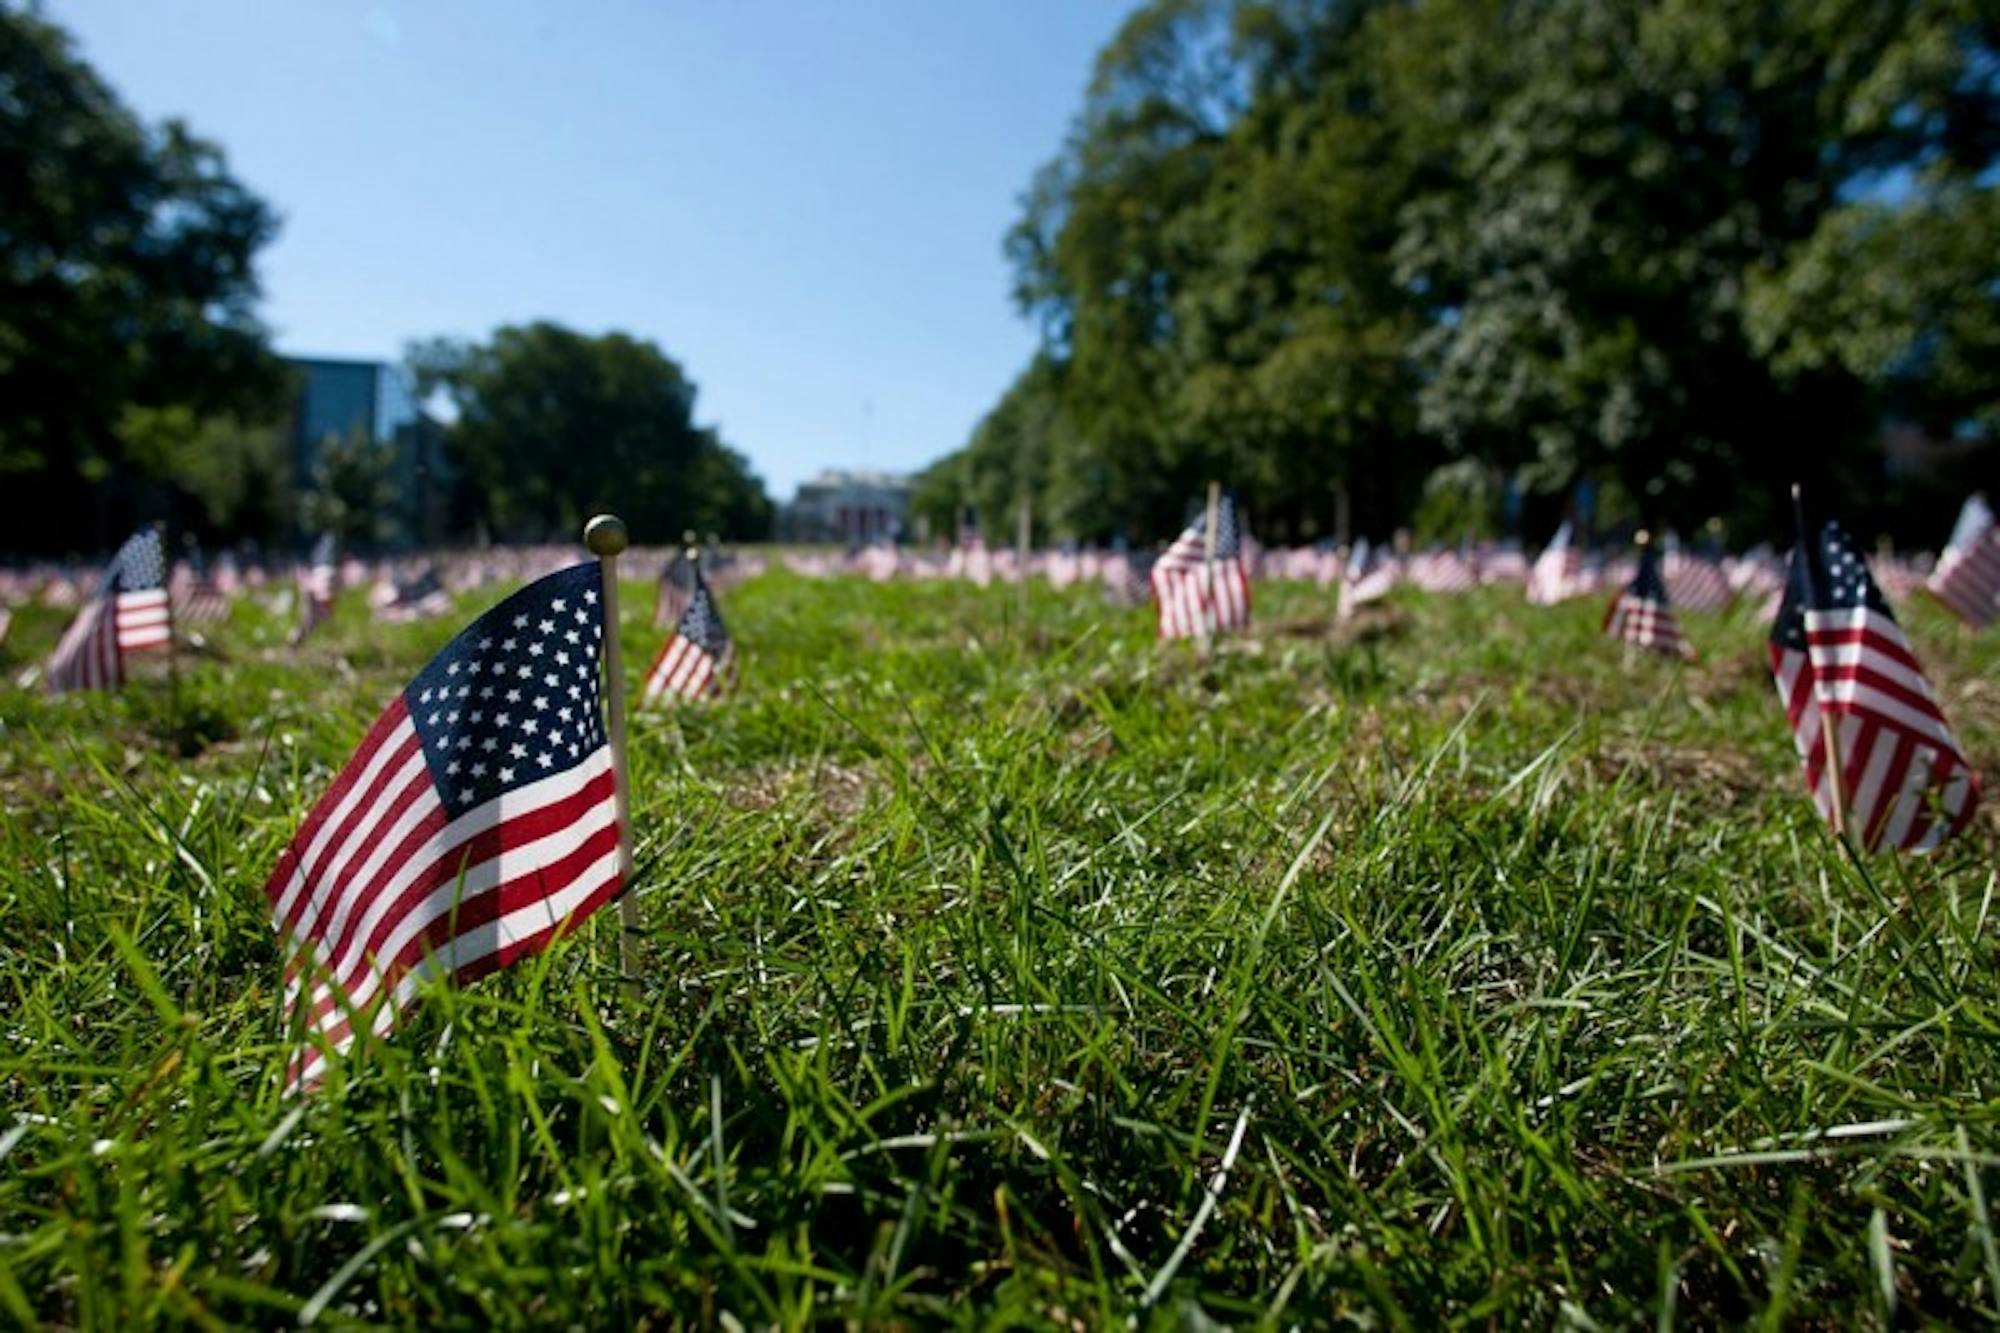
[55,1,1132,497]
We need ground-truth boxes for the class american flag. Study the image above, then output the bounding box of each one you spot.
[642,568,734,703]
[1103,548,1152,606]
[1150,492,1251,638]
[267,562,622,1091]
[1478,542,1530,586]
[47,527,171,693]
[295,535,338,643]
[1603,543,1694,659]
[1925,493,2000,629]
[173,545,233,624]
[1662,539,1735,613]
[1340,539,1400,618]
[1408,546,1480,594]
[1770,519,1979,852]
[654,547,696,628]
[950,508,993,588]
[381,564,452,623]
[111,528,172,652]
[1526,521,1584,605]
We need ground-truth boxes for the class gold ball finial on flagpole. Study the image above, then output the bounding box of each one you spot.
[584,514,629,557]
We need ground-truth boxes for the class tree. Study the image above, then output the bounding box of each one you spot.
[114,404,291,543]
[408,324,772,542]
[0,7,283,553]
[944,0,2000,545]
[299,428,396,548]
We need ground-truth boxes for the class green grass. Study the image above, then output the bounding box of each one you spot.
[2,570,1997,1328]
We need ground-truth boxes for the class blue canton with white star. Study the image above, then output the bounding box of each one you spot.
[1629,544,1668,602]
[1181,493,1243,558]
[677,579,731,658]
[404,562,607,810]
[1812,520,1892,616]
[1772,519,1895,653]
[106,528,166,596]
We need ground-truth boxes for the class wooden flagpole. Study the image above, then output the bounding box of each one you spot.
[1789,484,1847,840]
[584,514,640,985]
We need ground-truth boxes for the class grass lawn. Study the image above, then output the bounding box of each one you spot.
[2,569,1997,1327]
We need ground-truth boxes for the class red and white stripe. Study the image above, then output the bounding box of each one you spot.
[46,597,121,693]
[295,566,337,642]
[1603,593,1693,660]
[1409,550,1479,594]
[115,588,172,651]
[1663,551,1734,613]
[1151,559,1251,638]
[1773,608,1979,851]
[641,632,729,702]
[267,701,622,1090]
[1925,524,2000,629]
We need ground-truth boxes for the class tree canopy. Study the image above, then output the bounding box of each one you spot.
[934,0,2000,544]
[0,6,285,553]
[408,323,773,542]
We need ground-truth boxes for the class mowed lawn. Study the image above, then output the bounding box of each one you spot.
[2,569,1997,1328]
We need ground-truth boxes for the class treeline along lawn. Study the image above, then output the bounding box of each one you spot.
[1,573,1997,1325]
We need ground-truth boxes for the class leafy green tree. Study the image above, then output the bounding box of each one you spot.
[0,6,283,552]
[947,0,2000,544]
[300,428,396,548]
[408,324,771,542]
[114,404,291,543]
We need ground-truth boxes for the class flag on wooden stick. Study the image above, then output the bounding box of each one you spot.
[1770,516,1978,851]
[1526,521,1584,605]
[1924,493,2000,629]
[1603,540,1694,660]
[642,563,735,704]
[47,527,171,693]
[380,564,452,622]
[294,534,339,644]
[266,562,624,1091]
[1151,491,1251,638]
[654,545,697,628]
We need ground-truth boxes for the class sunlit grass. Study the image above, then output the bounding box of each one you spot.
[1,572,1996,1326]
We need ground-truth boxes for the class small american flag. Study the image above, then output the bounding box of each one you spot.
[654,548,696,628]
[267,562,622,1091]
[642,568,734,703]
[1925,494,2000,629]
[1603,543,1694,659]
[1340,539,1400,618]
[381,564,452,623]
[1662,539,1734,613]
[111,528,172,652]
[173,545,233,624]
[1103,548,1152,607]
[1150,493,1251,638]
[1408,546,1479,594]
[295,535,338,643]
[950,508,993,587]
[1526,521,1584,605]
[1770,518,1978,852]
[47,527,171,693]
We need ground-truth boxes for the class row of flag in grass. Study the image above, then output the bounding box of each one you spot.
[15,492,1992,1090]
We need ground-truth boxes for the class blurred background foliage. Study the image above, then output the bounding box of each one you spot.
[916,0,2000,546]
[3,2,1998,554]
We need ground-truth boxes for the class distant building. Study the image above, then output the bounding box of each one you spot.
[780,469,913,544]
[286,356,451,546]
